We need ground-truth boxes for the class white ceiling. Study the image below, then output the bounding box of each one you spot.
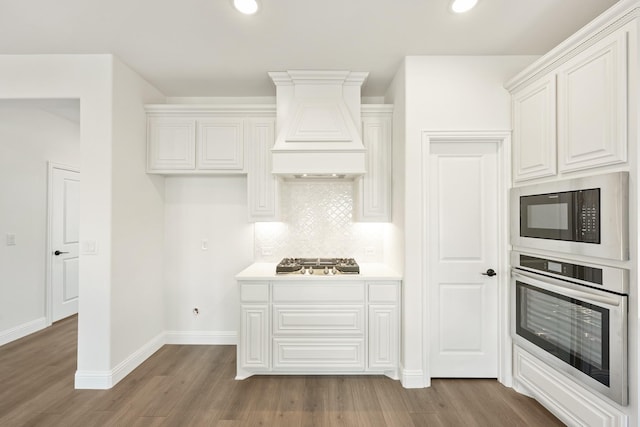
[0,0,618,97]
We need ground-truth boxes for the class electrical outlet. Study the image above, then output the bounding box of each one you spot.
[365,246,375,257]
[261,246,273,256]
[201,239,208,251]
[6,233,16,246]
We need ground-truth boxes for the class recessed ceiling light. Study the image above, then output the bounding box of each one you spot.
[233,0,259,15]
[451,0,478,13]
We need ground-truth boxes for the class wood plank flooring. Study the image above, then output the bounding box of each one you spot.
[0,316,565,426]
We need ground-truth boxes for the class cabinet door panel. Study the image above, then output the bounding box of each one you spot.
[273,338,365,371]
[356,115,392,221]
[147,118,196,170]
[368,305,398,370]
[273,305,364,336]
[512,74,556,182]
[558,30,627,172]
[240,305,269,370]
[197,118,244,170]
[247,117,279,221]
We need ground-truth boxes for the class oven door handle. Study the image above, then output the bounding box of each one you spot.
[511,270,623,307]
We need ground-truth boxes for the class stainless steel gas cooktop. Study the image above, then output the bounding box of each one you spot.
[276,258,359,275]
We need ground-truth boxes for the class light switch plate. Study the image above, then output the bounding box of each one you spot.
[6,233,15,246]
[82,240,98,255]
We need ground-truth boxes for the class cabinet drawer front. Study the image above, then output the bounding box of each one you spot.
[240,282,269,302]
[273,339,364,371]
[273,305,364,336]
[272,283,364,303]
[368,283,399,302]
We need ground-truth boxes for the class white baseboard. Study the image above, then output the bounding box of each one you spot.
[164,330,237,345]
[0,317,47,347]
[401,367,427,388]
[75,331,165,389]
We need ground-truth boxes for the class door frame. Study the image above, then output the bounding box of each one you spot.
[421,130,512,387]
[46,162,80,326]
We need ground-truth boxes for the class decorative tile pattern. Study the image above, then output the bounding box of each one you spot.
[255,181,385,262]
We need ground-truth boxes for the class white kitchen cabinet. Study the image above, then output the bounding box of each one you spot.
[513,346,627,427]
[557,29,627,173]
[197,117,244,170]
[367,282,399,371]
[148,115,244,173]
[507,23,630,183]
[236,279,400,380]
[247,117,280,221]
[512,74,556,182]
[147,117,196,170]
[145,105,275,175]
[356,106,393,221]
[237,282,270,378]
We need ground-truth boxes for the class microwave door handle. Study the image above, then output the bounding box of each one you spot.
[511,270,622,307]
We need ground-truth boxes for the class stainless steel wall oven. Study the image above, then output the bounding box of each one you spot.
[511,252,628,405]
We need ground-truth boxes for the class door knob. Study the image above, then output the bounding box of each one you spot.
[482,268,496,277]
[54,250,69,256]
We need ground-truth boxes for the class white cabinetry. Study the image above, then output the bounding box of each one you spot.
[247,117,280,221]
[147,117,196,170]
[197,117,244,170]
[557,30,627,173]
[507,22,630,183]
[237,279,400,380]
[356,106,393,221]
[512,75,556,182]
[513,346,627,427]
[238,282,270,372]
[145,105,275,175]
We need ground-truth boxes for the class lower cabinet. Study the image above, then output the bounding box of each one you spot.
[236,280,400,380]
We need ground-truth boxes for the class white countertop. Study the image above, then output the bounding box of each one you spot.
[236,263,402,281]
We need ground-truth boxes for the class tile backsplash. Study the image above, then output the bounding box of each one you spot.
[254,181,385,262]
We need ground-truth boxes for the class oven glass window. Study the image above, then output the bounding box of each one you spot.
[516,281,610,386]
[527,203,569,230]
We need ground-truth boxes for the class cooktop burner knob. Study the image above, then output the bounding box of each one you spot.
[332,267,338,275]
[324,267,329,275]
[308,268,314,275]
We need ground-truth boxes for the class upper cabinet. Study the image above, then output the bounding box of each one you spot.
[557,30,627,173]
[507,21,630,183]
[356,106,393,222]
[247,117,280,222]
[146,105,275,174]
[197,117,245,171]
[147,117,196,171]
[512,74,557,182]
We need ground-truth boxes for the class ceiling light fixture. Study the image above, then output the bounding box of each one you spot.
[450,0,478,13]
[233,0,259,15]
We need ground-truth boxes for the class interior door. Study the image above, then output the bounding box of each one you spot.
[51,167,79,322]
[429,141,499,377]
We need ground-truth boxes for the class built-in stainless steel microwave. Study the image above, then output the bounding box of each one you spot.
[511,172,629,261]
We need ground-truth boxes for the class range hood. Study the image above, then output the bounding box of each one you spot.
[268,70,369,177]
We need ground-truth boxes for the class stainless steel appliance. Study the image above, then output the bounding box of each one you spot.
[510,172,628,260]
[511,251,628,405]
[276,258,360,275]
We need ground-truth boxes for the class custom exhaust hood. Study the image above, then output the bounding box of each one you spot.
[268,70,369,178]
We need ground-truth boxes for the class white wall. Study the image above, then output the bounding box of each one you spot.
[0,55,169,389]
[110,58,166,367]
[0,100,80,344]
[163,176,253,339]
[0,55,114,375]
[398,55,538,386]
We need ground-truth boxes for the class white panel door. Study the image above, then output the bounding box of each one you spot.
[51,167,80,322]
[429,141,498,377]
